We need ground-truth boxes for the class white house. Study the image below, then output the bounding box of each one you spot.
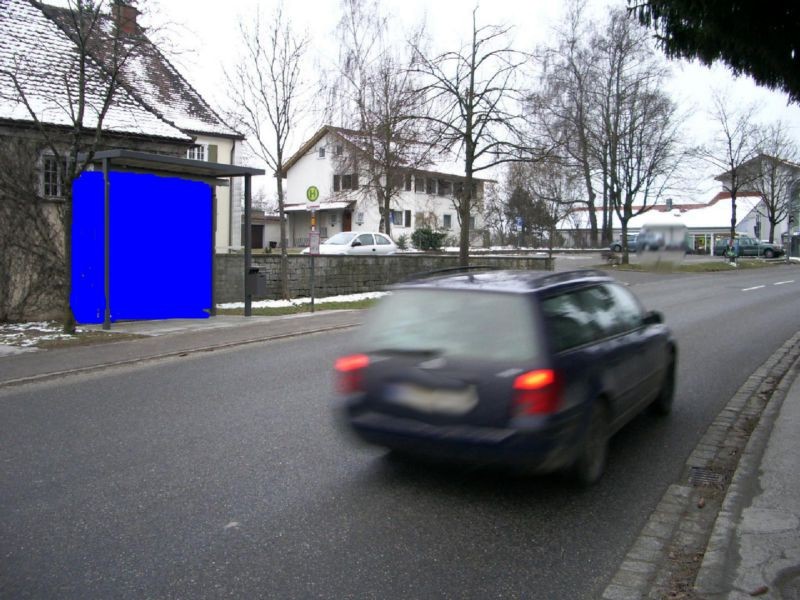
[558,193,772,253]
[280,126,490,247]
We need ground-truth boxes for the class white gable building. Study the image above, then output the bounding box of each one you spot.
[280,126,490,247]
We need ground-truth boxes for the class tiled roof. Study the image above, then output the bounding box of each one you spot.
[282,125,492,182]
[559,193,764,231]
[0,0,190,141]
[39,1,241,139]
[0,0,239,142]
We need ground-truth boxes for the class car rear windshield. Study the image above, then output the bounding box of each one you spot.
[360,289,541,362]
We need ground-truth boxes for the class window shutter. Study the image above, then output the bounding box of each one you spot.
[207,144,218,162]
[333,175,341,192]
[352,173,359,189]
[404,210,411,227]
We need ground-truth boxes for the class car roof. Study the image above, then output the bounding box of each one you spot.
[393,269,613,295]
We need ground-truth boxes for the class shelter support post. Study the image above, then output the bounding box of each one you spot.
[103,158,111,330]
[244,174,252,317]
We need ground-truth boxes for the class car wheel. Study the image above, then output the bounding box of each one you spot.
[650,358,675,416]
[572,402,609,487]
[764,249,775,258]
[612,244,621,253]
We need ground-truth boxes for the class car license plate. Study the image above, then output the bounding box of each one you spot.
[384,384,479,414]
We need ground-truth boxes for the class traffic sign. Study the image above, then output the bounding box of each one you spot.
[306,186,319,202]
[309,230,320,255]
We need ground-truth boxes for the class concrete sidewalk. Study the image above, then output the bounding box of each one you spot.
[603,331,800,600]
[0,311,362,388]
[694,354,800,599]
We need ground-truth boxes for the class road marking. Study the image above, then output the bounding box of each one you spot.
[742,285,765,292]
[774,280,795,286]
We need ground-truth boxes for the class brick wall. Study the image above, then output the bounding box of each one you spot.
[215,254,554,303]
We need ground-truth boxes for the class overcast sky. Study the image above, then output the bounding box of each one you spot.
[77,0,800,202]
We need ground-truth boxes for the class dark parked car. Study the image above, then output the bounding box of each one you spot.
[714,236,783,258]
[333,269,676,485]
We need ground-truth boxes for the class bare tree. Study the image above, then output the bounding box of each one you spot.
[412,9,543,266]
[327,0,430,238]
[752,124,800,242]
[584,9,684,262]
[227,4,308,299]
[481,183,511,246]
[530,0,602,245]
[529,7,683,260]
[1,0,153,331]
[698,95,760,246]
[503,160,578,256]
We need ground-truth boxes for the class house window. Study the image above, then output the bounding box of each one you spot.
[330,213,337,226]
[318,146,326,158]
[339,173,358,190]
[443,214,452,229]
[42,155,65,198]
[404,175,412,192]
[415,176,425,193]
[470,216,476,229]
[426,178,437,195]
[187,144,206,161]
[438,180,452,197]
[335,144,343,156]
[334,174,360,191]
[455,182,464,198]
[356,211,365,225]
[391,210,404,226]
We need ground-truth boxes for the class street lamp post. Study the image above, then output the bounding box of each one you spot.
[787,179,798,264]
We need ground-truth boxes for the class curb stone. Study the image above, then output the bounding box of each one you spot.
[601,331,800,600]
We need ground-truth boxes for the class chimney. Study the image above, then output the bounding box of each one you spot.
[665,197,673,210]
[112,1,138,35]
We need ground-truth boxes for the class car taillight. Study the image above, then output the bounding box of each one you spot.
[512,369,561,415]
[334,354,370,394]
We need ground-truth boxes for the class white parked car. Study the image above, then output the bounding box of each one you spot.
[302,232,398,255]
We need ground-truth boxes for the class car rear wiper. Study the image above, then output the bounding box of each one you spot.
[370,348,443,358]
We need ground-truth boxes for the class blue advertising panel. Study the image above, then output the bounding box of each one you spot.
[71,171,212,323]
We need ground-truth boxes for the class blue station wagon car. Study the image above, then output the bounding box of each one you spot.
[334,269,676,485]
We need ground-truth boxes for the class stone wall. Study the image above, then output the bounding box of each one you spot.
[215,253,554,303]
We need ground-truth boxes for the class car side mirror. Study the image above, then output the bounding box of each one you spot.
[643,310,663,325]
[352,240,362,247]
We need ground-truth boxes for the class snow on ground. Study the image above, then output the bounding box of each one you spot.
[0,321,87,347]
[217,291,389,310]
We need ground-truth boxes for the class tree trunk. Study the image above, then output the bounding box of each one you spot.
[62,190,76,334]
[276,172,290,300]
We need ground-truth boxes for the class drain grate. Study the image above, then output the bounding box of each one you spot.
[688,466,724,486]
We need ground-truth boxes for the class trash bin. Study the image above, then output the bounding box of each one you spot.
[269,241,277,249]
[247,266,267,297]
[792,234,800,258]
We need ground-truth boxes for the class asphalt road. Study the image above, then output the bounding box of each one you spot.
[2,264,799,599]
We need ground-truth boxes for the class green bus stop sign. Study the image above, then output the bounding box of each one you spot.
[306,186,319,202]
